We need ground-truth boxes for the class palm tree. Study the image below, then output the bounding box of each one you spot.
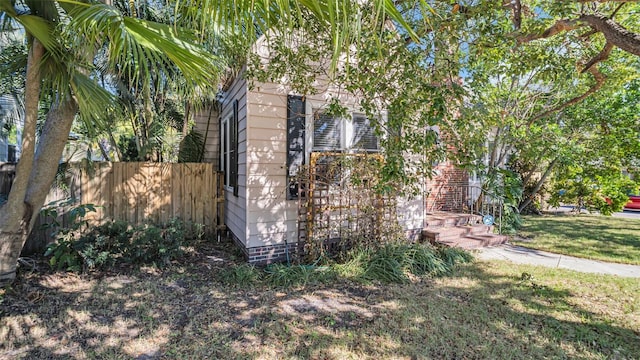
[0,0,421,287]
[0,0,223,286]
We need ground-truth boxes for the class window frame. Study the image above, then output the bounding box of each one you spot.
[306,102,381,156]
[220,111,234,190]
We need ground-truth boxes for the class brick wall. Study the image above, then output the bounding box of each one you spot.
[425,161,469,213]
[229,230,303,265]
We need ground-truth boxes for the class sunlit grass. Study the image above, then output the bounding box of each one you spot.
[514,214,640,265]
[1,252,639,359]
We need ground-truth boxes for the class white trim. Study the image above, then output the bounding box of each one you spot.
[220,111,234,189]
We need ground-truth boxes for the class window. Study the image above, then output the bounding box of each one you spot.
[221,113,232,187]
[311,110,378,152]
[220,100,238,195]
[286,100,381,200]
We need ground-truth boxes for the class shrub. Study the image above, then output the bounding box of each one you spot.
[363,247,409,283]
[361,243,452,283]
[45,218,199,272]
[218,243,473,288]
[45,236,84,272]
[405,245,449,276]
[550,169,638,215]
[345,243,473,283]
[43,202,97,271]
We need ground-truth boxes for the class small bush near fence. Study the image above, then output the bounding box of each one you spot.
[44,205,204,272]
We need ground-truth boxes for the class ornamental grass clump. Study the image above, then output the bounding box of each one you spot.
[360,243,468,283]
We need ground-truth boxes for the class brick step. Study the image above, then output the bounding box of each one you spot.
[422,224,492,243]
[425,214,483,228]
[437,233,509,250]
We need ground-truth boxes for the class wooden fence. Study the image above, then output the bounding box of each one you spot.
[0,162,225,254]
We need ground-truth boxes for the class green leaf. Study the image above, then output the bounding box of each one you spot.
[16,14,58,54]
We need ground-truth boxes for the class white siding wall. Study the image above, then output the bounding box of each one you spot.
[397,194,426,233]
[245,82,345,248]
[193,107,220,167]
[245,82,294,248]
[244,81,427,248]
[221,76,249,246]
[397,154,427,233]
[239,29,427,248]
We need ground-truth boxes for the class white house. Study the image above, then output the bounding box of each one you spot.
[193,30,514,262]
[195,36,427,263]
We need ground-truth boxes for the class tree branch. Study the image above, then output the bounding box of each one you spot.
[510,0,522,30]
[578,28,599,39]
[609,3,626,19]
[529,66,605,123]
[517,19,582,44]
[579,14,640,56]
[582,41,614,73]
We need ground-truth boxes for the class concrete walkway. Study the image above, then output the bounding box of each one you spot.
[476,244,640,278]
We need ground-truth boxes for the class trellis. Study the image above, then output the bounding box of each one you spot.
[297,152,402,261]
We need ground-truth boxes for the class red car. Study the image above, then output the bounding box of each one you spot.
[624,195,640,210]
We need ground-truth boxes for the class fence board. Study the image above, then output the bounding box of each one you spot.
[183,165,192,223]
[203,167,212,227]
[103,162,113,221]
[1,162,224,255]
[194,165,203,224]
[146,163,159,224]
[125,162,136,223]
[160,163,171,224]
[97,162,110,221]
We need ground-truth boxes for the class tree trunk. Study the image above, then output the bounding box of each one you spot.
[0,99,78,287]
[108,130,121,162]
[200,105,215,162]
[97,139,111,161]
[518,157,559,213]
[143,81,155,161]
[0,39,44,287]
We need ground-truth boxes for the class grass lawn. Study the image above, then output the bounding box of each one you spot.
[1,242,639,359]
[514,214,640,265]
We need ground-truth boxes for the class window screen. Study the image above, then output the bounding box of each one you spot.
[313,111,342,150]
[352,114,378,151]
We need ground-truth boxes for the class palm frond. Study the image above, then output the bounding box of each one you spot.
[69,70,119,136]
[176,0,422,71]
[24,0,60,23]
[14,14,58,54]
[62,2,223,89]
